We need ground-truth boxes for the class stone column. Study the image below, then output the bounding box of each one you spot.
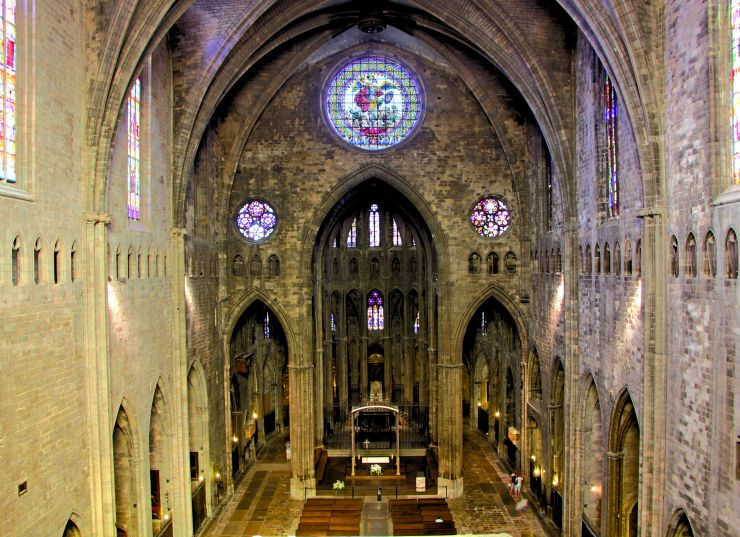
[436,363,463,498]
[289,362,316,499]
[519,343,529,477]
[169,228,193,537]
[606,450,625,536]
[561,218,582,536]
[82,211,115,536]
[636,207,667,535]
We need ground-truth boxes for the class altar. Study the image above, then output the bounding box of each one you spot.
[350,402,401,476]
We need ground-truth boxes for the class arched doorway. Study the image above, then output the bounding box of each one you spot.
[550,358,565,529]
[149,385,172,535]
[667,509,695,537]
[461,296,520,466]
[582,377,604,536]
[314,179,436,450]
[607,390,640,537]
[187,364,210,532]
[62,519,81,537]
[113,405,138,537]
[229,300,289,468]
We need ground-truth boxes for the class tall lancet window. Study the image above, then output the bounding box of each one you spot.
[330,313,336,333]
[732,0,740,183]
[598,60,619,217]
[392,219,402,246]
[367,289,384,331]
[263,311,270,338]
[127,77,141,219]
[413,311,420,334]
[369,204,380,247]
[347,218,357,247]
[0,0,16,184]
[480,311,487,335]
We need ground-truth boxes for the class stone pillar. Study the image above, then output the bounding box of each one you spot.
[519,345,528,477]
[289,362,316,499]
[82,211,115,536]
[436,363,463,498]
[636,207,667,536]
[169,228,193,537]
[606,450,625,536]
[562,218,582,536]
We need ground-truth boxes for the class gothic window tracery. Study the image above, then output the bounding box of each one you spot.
[325,56,422,150]
[367,289,384,331]
[127,76,141,220]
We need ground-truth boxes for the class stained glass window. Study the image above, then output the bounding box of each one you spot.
[325,56,422,150]
[367,289,384,331]
[127,77,141,219]
[264,312,270,338]
[0,0,16,183]
[598,62,619,217]
[392,219,402,246]
[413,311,420,334]
[369,204,380,247]
[347,218,357,247]
[470,196,511,238]
[330,313,336,333]
[481,311,487,335]
[235,199,277,242]
[732,0,740,183]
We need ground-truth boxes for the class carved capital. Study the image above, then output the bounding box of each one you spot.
[82,211,111,225]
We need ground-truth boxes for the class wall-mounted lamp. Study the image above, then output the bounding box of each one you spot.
[494,411,500,418]
[232,435,238,443]
[252,412,258,419]
[477,401,481,407]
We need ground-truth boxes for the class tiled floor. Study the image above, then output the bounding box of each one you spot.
[203,429,557,536]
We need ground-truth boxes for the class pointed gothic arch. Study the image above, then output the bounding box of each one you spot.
[607,389,640,537]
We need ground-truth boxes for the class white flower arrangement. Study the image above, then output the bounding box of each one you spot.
[332,479,345,491]
[370,464,383,476]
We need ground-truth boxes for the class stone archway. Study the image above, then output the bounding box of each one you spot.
[607,389,640,537]
[113,405,139,537]
[582,377,604,535]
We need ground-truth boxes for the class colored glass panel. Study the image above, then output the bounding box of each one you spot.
[127,77,141,219]
[602,68,619,217]
[325,56,422,150]
[367,289,384,331]
[347,218,357,247]
[470,196,512,238]
[369,204,380,247]
[0,0,16,183]
[392,219,402,246]
[235,199,278,242]
[413,311,420,334]
[732,0,740,183]
[264,312,270,338]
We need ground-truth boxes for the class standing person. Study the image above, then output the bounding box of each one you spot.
[514,474,523,499]
[509,472,517,493]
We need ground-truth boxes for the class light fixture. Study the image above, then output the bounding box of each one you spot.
[232,435,238,443]
[163,513,170,521]
[253,412,258,419]
[530,455,536,461]
[494,411,500,418]
[477,401,481,407]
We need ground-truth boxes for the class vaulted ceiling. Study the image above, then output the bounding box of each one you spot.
[88,0,661,220]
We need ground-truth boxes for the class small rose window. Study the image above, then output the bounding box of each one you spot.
[470,196,511,238]
[236,199,277,242]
